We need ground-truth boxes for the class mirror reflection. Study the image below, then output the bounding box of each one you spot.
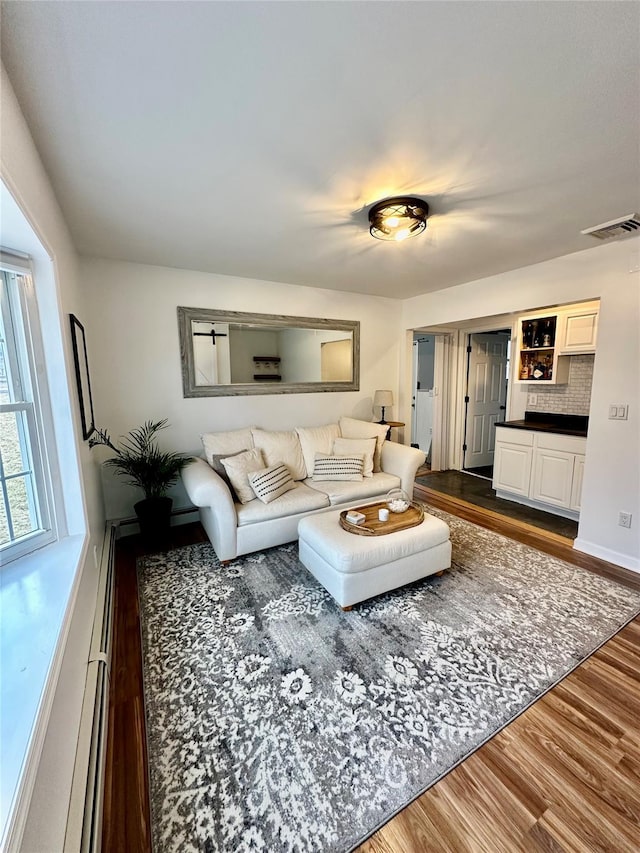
[178,308,359,397]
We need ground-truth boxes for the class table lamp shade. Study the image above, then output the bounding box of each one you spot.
[374,390,393,409]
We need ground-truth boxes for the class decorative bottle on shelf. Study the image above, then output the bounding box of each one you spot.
[532,361,545,380]
[522,322,533,349]
[520,356,529,380]
[531,320,540,348]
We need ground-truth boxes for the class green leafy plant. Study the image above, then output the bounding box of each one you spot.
[89,419,189,500]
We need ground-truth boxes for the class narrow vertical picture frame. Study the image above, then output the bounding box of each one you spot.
[69,313,95,440]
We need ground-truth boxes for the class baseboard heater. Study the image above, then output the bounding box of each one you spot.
[64,524,117,853]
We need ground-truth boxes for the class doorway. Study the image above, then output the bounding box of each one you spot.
[411,332,452,472]
[462,330,510,480]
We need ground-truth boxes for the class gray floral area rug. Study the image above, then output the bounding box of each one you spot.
[137,510,640,853]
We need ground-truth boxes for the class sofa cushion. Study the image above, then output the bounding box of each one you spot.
[221,448,265,504]
[236,482,330,526]
[251,428,306,480]
[204,450,245,501]
[332,436,375,477]
[305,471,400,505]
[312,453,364,482]
[295,423,340,477]
[201,427,254,463]
[248,463,296,504]
[339,417,387,472]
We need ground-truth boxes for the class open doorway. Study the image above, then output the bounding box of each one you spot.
[462,330,511,480]
[411,332,453,472]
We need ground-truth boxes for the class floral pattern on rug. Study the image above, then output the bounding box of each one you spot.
[137,510,640,852]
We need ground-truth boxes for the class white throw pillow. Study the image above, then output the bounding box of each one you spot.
[332,436,376,477]
[251,428,306,481]
[295,424,340,478]
[338,417,387,472]
[248,463,296,504]
[220,448,265,504]
[201,427,254,465]
[312,453,364,482]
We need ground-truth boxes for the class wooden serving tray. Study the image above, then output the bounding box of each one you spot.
[339,501,425,536]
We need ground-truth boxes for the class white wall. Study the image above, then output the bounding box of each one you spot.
[279,328,351,382]
[81,257,401,517]
[402,239,640,571]
[0,65,106,850]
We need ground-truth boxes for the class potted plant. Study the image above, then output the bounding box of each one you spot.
[89,419,189,542]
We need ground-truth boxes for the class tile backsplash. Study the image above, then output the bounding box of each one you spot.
[527,354,595,415]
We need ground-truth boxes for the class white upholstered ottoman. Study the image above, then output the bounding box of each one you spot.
[298,509,451,609]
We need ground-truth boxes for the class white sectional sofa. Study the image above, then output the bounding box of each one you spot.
[182,418,425,561]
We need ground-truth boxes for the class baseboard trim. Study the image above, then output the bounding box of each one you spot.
[112,506,200,536]
[573,538,640,573]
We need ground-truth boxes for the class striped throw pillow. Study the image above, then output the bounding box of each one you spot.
[248,463,296,504]
[312,453,364,481]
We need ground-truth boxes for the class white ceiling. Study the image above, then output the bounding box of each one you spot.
[1,1,639,299]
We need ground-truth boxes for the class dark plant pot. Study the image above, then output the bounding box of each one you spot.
[134,496,173,546]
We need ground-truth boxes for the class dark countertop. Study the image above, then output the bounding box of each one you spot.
[498,411,588,438]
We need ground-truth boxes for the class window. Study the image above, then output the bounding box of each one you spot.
[0,265,56,562]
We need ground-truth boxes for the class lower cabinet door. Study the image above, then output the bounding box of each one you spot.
[570,455,585,511]
[531,448,574,508]
[493,443,533,496]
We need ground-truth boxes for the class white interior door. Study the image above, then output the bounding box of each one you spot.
[464,333,509,469]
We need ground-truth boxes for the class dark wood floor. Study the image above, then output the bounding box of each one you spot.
[417,468,579,539]
[102,505,640,852]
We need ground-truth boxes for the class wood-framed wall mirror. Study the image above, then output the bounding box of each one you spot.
[177,307,360,397]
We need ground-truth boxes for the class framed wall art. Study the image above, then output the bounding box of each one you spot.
[69,313,95,440]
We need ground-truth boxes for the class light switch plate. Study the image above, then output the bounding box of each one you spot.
[609,404,629,420]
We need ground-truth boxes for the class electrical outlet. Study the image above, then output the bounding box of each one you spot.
[528,393,538,405]
[618,512,632,529]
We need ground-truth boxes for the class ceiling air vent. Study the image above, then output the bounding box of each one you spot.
[581,214,640,241]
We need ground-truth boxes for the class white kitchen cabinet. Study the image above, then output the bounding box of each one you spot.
[570,455,585,511]
[531,448,575,507]
[558,303,599,354]
[493,427,586,519]
[493,441,533,497]
[514,310,570,385]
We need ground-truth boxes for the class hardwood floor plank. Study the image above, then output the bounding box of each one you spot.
[506,725,640,851]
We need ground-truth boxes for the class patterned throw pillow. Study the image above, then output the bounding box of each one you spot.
[220,448,265,504]
[311,453,364,482]
[248,463,296,504]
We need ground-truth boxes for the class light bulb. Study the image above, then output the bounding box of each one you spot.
[394,229,410,241]
[385,216,400,227]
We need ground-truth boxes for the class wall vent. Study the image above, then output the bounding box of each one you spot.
[581,214,640,241]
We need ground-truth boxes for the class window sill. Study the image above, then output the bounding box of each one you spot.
[0,534,86,847]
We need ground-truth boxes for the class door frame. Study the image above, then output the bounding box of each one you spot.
[406,328,457,472]
[449,316,517,472]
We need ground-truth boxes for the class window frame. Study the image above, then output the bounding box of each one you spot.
[0,260,58,563]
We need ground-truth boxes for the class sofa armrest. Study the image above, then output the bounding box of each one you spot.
[380,442,426,495]
[181,458,238,560]
[182,457,234,509]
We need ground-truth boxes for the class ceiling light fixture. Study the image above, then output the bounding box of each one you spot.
[368,196,429,241]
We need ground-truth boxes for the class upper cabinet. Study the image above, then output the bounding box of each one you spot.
[515,310,569,385]
[514,300,599,384]
[556,302,599,354]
